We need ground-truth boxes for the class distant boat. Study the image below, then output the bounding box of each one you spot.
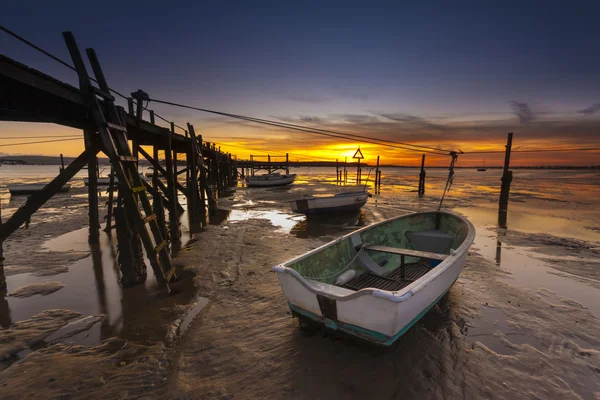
[83,176,118,186]
[290,190,370,215]
[272,211,475,346]
[477,158,486,172]
[246,172,296,187]
[8,183,71,196]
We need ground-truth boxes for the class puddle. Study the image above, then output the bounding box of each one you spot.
[457,211,600,320]
[455,205,600,243]
[227,209,303,233]
[3,220,200,365]
[179,297,210,335]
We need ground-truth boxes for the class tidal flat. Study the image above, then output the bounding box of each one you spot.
[1,166,599,399]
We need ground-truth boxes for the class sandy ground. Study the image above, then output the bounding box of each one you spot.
[1,180,600,399]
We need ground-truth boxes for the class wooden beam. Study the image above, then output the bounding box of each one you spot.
[138,146,188,196]
[365,245,448,261]
[0,148,99,240]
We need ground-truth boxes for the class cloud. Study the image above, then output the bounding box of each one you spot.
[578,103,600,115]
[286,94,329,104]
[298,116,325,124]
[332,87,369,101]
[379,113,447,131]
[510,101,535,124]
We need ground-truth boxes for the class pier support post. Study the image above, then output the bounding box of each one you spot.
[375,156,380,193]
[286,153,289,175]
[114,206,147,286]
[0,203,5,290]
[344,157,347,183]
[498,132,514,228]
[187,124,203,221]
[166,123,181,241]
[84,128,100,243]
[418,154,426,196]
[198,136,206,215]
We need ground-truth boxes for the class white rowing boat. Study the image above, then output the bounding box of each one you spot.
[290,190,370,215]
[8,183,71,195]
[83,176,119,186]
[272,211,475,346]
[246,172,296,187]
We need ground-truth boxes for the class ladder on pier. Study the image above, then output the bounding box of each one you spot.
[64,32,176,292]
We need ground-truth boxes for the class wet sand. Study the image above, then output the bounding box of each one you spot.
[1,167,600,399]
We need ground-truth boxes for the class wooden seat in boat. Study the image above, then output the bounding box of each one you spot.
[405,230,454,254]
[364,245,448,261]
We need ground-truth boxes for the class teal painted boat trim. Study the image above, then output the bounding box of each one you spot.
[288,288,451,346]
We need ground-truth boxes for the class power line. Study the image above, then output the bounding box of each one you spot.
[0,24,128,100]
[0,135,81,139]
[0,138,81,147]
[465,147,600,154]
[147,98,451,156]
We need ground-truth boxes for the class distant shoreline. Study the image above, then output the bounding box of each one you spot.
[1,156,598,170]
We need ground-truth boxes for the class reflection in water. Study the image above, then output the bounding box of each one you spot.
[0,289,11,328]
[291,210,367,239]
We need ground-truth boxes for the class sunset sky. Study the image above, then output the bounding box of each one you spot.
[1,1,599,166]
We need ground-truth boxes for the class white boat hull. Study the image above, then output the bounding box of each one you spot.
[290,191,368,214]
[246,174,296,187]
[272,211,475,345]
[83,177,118,186]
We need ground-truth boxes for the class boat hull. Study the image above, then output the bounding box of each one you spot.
[8,183,71,195]
[290,192,369,214]
[272,211,475,345]
[278,252,466,345]
[83,177,118,186]
[246,174,296,187]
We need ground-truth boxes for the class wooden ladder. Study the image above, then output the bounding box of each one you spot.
[63,32,176,292]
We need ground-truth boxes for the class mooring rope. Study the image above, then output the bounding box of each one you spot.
[437,152,459,210]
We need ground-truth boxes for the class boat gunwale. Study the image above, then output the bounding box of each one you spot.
[288,191,369,204]
[272,210,475,302]
[246,173,297,181]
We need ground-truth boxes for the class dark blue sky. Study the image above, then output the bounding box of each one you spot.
[1,1,599,163]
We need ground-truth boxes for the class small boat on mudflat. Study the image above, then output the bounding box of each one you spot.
[83,176,119,186]
[246,172,296,187]
[290,190,370,215]
[272,211,474,346]
[8,183,71,196]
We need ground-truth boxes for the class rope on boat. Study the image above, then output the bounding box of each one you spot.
[303,245,366,281]
[437,151,459,211]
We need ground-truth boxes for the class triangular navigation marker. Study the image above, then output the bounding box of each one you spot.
[352,147,364,160]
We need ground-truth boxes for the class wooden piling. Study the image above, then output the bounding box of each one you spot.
[344,157,347,183]
[84,128,100,243]
[186,124,202,222]
[104,169,115,233]
[498,132,514,227]
[114,206,147,286]
[375,156,380,193]
[166,123,180,241]
[59,153,65,171]
[418,154,426,196]
[0,203,5,290]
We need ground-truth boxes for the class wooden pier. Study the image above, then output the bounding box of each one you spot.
[237,154,289,177]
[0,32,238,292]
